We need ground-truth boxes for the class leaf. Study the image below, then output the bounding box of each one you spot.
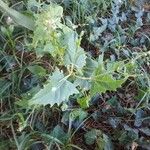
[97,136,105,150]
[74,78,91,91]
[77,97,89,109]
[50,125,68,144]
[103,134,114,150]
[28,65,46,77]
[0,139,13,150]
[123,124,139,143]
[106,96,118,107]
[108,117,121,129]
[134,109,144,127]
[135,10,144,27]
[63,30,87,70]
[32,4,64,57]
[90,19,107,42]
[91,73,126,96]
[139,127,150,136]
[70,108,88,122]
[90,57,127,96]
[34,4,63,30]
[27,0,42,11]
[0,79,11,97]
[70,108,88,128]
[74,57,98,90]
[0,0,35,30]
[75,55,127,95]
[84,129,97,145]
[29,69,79,106]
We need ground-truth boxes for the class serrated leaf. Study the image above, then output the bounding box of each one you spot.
[74,78,91,91]
[34,4,63,30]
[91,73,126,96]
[74,57,98,90]
[63,30,87,70]
[32,4,64,57]
[90,22,107,41]
[90,57,127,95]
[29,69,79,106]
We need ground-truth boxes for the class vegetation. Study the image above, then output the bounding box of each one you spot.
[0,0,150,149]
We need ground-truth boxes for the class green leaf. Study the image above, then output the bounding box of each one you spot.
[0,0,35,30]
[77,97,89,109]
[33,4,63,39]
[84,129,102,145]
[90,57,128,96]
[90,58,127,96]
[74,57,98,90]
[74,78,91,91]
[0,79,11,97]
[134,109,144,127]
[29,69,79,106]
[91,74,126,96]
[84,129,97,145]
[27,0,42,10]
[32,4,65,57]
[139,127,150,136]
[50,125,69,144]
[90,24,107,41]
[34,3,63,30]
[97,137,105,150]
[0,139,14,150]
[63,30,87,70]
[103,134,114,150]
[70,108,88,122]
[28,65,46,77]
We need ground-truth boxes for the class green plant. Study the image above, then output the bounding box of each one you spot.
[28,4,131,107]
[0,0,150,150]
[0,0,34,30]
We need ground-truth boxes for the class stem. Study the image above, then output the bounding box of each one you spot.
[10,120,20,150]
[75,75,92,80]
